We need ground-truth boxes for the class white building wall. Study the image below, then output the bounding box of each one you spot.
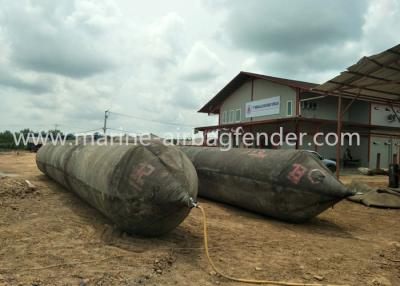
[371,103,400,127]
[251,79,296,121]
[369,136,400,169]
[216,78,400,169]
[220,81,252,124]
[219,79,296,124]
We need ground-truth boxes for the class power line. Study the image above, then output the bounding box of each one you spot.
[106,128,192,141]
[58,124,99,131]
[106,127,156,135]
[75,127,103,133]
[107,127,134,133]
[108,111,196,128]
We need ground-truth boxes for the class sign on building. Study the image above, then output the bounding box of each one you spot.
[245,96,280,118]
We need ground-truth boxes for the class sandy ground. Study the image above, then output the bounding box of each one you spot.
[0,151,399,286]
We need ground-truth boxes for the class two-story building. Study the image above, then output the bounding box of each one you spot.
[196,67,400,171]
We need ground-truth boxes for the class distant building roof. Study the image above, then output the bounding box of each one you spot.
[198,71,318,114]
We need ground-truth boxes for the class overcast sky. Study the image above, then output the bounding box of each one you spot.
[0,0,399,135]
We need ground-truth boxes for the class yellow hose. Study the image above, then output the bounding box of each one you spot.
[196,205,349,286]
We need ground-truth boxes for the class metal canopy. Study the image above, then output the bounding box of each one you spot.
[313,44,400,104]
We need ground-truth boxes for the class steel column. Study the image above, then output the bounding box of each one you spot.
[336,95,342,178]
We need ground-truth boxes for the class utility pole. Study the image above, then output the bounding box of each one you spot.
[103,110,109,135]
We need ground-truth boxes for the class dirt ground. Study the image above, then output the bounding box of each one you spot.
[0,151,399,286]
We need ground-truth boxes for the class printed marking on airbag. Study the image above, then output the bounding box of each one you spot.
[247,150,267,159]
[130,163,155,189]
[287,163,307,185]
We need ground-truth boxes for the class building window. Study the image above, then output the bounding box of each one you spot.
[222,111,227,123]
[230,110,235,123]
[287,100,293,116]
[235,109,241,122]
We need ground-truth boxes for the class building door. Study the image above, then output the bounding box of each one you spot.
[370,136,390,169]
[390,138,400,164]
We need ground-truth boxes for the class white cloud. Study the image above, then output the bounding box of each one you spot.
[2,0,120,78]
[240,57,259,73]
[213,0,400,83]
[361,0,400,54]
[222,0,367,54]
[179,41,224,81]
[145,13,187,70]
[0,0,398,135]
[65,0,122,31]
